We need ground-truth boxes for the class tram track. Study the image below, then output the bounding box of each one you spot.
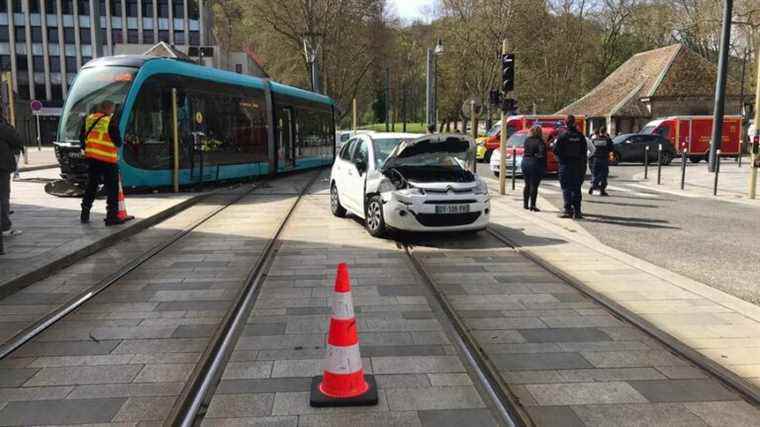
[165,171,321,427]
[0,183,257,359]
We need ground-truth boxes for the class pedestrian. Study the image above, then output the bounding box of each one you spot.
[553,115,587,219]
[79,100,126,226]
[521,125,546,211]
[589,127,613,196]
[0,116,24,237]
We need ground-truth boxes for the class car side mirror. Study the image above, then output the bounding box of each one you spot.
[355,160,367,174]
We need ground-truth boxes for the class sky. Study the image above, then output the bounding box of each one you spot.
[391,0,436,22]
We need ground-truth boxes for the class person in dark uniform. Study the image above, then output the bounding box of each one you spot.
[521,125,546,211]
[553,115,587,219]
[589,127,613,196]
[0,116,23,236]
[79,100,125,226]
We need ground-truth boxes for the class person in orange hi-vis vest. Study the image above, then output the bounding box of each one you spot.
[79,100,126,226]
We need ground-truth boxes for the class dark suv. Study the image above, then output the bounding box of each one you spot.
[610,133,676,165]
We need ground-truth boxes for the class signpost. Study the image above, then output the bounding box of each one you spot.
[31,99,43,151]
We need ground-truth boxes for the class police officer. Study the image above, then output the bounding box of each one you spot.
[79,100,125,226]
[589,127,613,196]
[553,115,587,219]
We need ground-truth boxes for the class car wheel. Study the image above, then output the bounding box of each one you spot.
[660,152,672,165]
[484,149,493,162]
[365,195,386,237]
[689,156,702,163]
[330,183,346,218]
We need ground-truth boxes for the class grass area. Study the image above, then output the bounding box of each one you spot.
[358,122,427,134]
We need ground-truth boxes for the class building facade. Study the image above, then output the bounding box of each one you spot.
[1,0,213,103]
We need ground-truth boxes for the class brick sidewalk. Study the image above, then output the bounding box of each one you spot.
[1,168,200,294]
[488,190,760,407]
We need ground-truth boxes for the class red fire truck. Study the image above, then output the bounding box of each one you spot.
[480,115,587,162]
[640,115,742,163]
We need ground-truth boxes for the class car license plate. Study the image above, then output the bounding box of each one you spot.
[435,204,470,214]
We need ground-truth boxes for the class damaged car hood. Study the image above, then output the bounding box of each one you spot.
[379,134,478,184]
[383,134,476,169]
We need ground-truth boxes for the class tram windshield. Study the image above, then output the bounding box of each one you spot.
[58,66,137,144]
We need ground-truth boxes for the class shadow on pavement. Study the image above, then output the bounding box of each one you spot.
[585,200,659,209]
[579,213,680,230]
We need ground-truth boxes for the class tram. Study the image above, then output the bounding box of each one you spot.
[53,55,335,189]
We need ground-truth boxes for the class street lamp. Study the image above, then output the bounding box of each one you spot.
[303,32,322,93]
[426,38,444,130]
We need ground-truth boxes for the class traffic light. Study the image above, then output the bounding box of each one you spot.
[501,53,515,93]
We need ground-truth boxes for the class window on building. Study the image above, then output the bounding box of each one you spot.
[0,55,10,71]
[52,85,63,100]
[110,1,122,15]
[142,1,153,17]
[64,28,75,43]
[143,30,154,44]
[0,2,6,13]
[31,28,43,43]
[34,84,46,98]
[98,1,105,14]
[112,29,123,44]
[82,56,92,65]
[49,56,60,72]
[80,29,91,43]
[46,2,57,14]
[12,1,22,14]
[158,30,169,42]
[0,26,8,43]
[17,84,29,100]
[47,28,59,43]
[61,1,73,14]
[235,64,242,74]
[158,0,169,17]
[78,1,90,15]
[32,56,44,70]
[65,56,77,72]
[16,55,27,70]
[189,31,199,46]
[15,27,25,43]
[174,31,185,45]
[127,29,138,43]
[30,1,40,13]
[188,1,199,19]
[126,0,137,16]
[173,1,184,18]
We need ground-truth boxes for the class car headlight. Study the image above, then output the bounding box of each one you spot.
[474,180,488,195]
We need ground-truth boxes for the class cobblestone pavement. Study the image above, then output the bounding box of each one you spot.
[0,172,317,426]
[1,168,199,289]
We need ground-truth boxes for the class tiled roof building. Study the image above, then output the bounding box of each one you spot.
[558,44,744,135]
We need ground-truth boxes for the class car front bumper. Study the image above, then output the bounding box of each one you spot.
[381,192,490,232]
[489,155,522,176]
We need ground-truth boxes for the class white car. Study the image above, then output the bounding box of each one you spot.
[330,133,490,236]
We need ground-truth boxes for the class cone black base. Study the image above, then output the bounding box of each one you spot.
[309,375,378,407]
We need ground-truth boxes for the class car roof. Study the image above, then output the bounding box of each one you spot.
[366,132,423,140]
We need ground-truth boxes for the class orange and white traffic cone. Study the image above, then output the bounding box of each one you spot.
[117,175,135,222]
[310,263,378,407]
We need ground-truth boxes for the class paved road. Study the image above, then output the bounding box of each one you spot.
[477,161,760,306]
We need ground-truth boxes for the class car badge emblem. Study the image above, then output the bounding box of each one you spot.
[446,186,453,194]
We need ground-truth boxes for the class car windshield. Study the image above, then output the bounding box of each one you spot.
[612,135,631,144]
[373,138,405,168]
[58,66,137,143]
[640,125,656,134]
[486,123,501,137]
[507,133,528,147]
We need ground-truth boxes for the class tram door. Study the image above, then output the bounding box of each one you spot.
[277,107,296,170]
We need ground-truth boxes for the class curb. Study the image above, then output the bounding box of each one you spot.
[487,226,760,406]
[0,192,208,299]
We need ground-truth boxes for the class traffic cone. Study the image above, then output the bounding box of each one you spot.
[310,263,378,407]
[117,175,135,222]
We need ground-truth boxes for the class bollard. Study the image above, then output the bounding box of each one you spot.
[644,146,650,179]
[657,144,662,185]
[511,147,517,191]
[738,141,743,168]
[681,148,687,190]
[714,149,721,196]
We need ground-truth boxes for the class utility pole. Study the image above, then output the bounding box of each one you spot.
[749,40,760,199]
[708,0,733,172]
[470,100,477,173]
[352,98,357,132]
[426,48,434,130]
[385,67,390,132]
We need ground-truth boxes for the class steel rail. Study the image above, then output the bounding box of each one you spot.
[0,184,260,360]
[402,243,529,427]
[166,171,322,427]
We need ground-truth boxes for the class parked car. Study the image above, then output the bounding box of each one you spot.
[330,133,489,237]
[610,133,676,165]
